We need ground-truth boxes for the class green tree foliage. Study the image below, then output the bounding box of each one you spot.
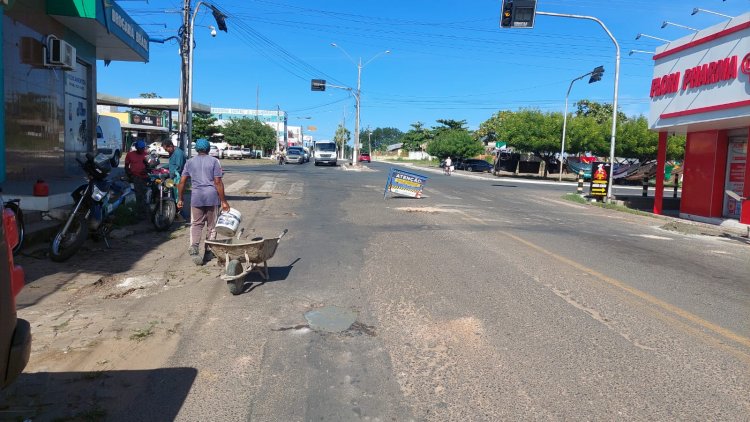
[499,109,563,166]
[192,112,220,141]
[426,129,483,160]
[567,115,608,156]
[401,122,432,152]
[333,124,351,158]
[222,118,276,151]
[574,100,627,124]
[616,116,686,162]
[134,92,162,116]
[359,127,403,152]
[433,119,468,132]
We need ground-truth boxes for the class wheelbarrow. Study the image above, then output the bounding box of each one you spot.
[205,229,288,295]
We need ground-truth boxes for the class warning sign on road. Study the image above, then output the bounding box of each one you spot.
[384,168,428,199]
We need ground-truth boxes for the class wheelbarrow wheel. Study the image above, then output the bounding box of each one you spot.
[226,259,245,296]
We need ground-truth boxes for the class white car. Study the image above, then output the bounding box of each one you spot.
[148,142,169,157]
[224,146,244,160]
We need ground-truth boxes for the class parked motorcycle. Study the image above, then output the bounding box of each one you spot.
[49,153,134,262]
[146,166,177,231]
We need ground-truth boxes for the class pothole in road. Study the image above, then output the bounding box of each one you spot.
[304,306,358,332]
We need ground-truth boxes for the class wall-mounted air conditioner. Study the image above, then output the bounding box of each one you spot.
[44,36,76,70]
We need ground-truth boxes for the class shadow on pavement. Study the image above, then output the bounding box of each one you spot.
[0,367,198,421]
[491,184,519,188]
[239,258,300,295]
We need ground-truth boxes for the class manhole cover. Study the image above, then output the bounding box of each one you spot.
[304,306,358,333]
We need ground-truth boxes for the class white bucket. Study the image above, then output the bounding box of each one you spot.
[215,208,242,237]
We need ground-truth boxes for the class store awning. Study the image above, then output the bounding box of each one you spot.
[47,0,149,62]
[97,93,211,114]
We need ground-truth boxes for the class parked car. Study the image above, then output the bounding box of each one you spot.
[456,159,492,173]
[96,115,123,167]
[286,149,304,164]
[359,153,371,163]
[148,142,169,157]
[241,148,253,158]
[224,146,244,160]
[208,145,220,158]
[0,193,31,388]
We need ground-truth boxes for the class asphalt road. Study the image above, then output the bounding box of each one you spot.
[11,159,749,421]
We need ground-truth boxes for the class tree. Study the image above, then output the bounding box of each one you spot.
[192,112,220,141]
[359,127,403,152]
[433,119,468,132]
[616,116,685,162]
[333,123,351,159]
[496,109,563,177]
[426,129,483,160]
[567,115,609,156]
[574,100,627,124]
[222,118,276,152]
[401,122,431,152]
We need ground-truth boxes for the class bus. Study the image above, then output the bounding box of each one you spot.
[314,140,338,166]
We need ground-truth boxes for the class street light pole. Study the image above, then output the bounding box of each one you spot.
[559,66,601,182]
[537,11,620,201]
[331,43,390,166]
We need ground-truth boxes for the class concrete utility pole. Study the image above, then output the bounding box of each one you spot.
[179,0,191,156]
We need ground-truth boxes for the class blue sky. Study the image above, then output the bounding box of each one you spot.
[100,0,750,141]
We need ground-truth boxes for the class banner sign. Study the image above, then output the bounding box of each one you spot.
[589,162,611,199]
[131,113,163,127]
[384,168,428,199]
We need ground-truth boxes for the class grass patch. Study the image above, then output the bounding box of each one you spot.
[129,321,158,342]
[562,193,587,204]
[113,202,139,227]
[562,193,659,218]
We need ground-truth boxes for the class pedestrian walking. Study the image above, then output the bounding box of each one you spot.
[176,139,230,265]
[124,140,149,217]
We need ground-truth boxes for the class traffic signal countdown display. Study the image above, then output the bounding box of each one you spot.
[311,79,326,91]
[499,0,537,29]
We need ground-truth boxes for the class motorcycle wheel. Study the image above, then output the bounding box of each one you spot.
[152,200,176,231]
[49,212,88,262]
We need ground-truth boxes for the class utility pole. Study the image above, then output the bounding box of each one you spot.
[353,58,362,165]
[367,126,372,157]
[179,0,191,156]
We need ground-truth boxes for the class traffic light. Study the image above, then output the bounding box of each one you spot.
[311,79,326,91]
[589,66,605,84]
[500,0,536,29]
[500,0,513,28]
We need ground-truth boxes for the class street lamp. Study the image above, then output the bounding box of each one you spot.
[559,65,604,182]
[181,1,227,157]
[661,21,699,32]
[628,49,655,56]
[691,8,733,19]
[330,43,390,165]
[635,33,671,43]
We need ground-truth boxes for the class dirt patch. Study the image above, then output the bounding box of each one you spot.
[396,207,464,214]
[660,221,724,237]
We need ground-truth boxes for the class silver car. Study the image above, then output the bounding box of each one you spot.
[286,150,303,164]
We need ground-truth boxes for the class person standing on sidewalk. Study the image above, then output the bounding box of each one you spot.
[176,139,230,265]
[162,139,188,222]
[124,140,149,217]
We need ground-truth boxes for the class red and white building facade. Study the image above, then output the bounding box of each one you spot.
[649,12,750,225]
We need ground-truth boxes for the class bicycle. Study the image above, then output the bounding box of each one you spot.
[3,197,24,255]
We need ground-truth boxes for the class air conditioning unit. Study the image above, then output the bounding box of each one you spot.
[46,37,76,69]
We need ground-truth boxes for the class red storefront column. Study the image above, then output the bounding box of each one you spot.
[741,139,750,224]
[653,132,668,215]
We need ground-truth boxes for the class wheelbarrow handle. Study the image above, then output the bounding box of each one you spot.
[278,229,288,240]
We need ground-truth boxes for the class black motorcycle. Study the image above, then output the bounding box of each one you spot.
[146,166,177,231]
[50,153,134,262]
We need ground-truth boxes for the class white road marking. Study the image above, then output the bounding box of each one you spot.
[225,180,249,193]
[633,234,673,240]
[288,182,304,198]
[257,181,277,194]
[478,198,492,202]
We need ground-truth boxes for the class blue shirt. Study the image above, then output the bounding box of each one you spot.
[182,154,222,207]
[168,147,186,179]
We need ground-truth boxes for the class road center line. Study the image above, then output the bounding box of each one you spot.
[503,231,750,351]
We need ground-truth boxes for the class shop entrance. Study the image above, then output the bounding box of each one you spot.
[723,136,747,219]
